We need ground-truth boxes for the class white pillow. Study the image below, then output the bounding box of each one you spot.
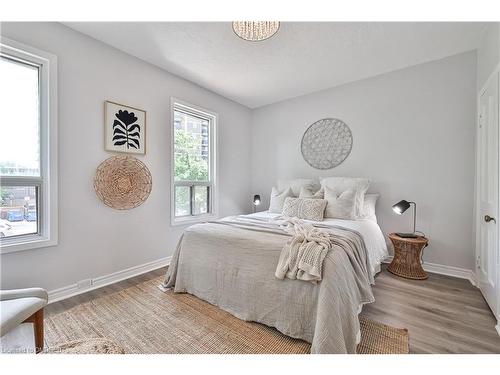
[282,197,327,221]
[277,178,318,197]
[323,186,357,220]
[361,194,379,222]
[269,187,293,213]
[299,186,324,199]
[320,177,370,218]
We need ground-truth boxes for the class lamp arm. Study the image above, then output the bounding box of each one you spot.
[409,201,416,234]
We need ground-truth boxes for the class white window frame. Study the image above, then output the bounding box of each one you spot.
[0,38,58,254]
[171,98,218,226]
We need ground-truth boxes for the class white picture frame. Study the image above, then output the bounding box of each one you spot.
[104,101,146,155]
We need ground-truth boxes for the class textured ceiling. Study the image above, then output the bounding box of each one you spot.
[64,22,486,108]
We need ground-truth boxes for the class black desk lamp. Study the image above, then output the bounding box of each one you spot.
[392,200,418,238]
[253,194,261,213]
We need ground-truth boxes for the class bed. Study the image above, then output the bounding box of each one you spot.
[163,209,388,354]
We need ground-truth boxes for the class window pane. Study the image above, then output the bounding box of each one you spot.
[173,110,209,182]
[174,185,190,217]
[0,57,40,177]
[0,186,38,238]
[193,186,208,215]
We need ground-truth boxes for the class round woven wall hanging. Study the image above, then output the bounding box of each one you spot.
[94,155,152,210]
[301,118,353,169]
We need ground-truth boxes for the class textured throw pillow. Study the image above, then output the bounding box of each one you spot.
[269,187,293,213]
[323,186,357,220]
[299,186,324,199]
[361,194,379,222]
[320,177,370,218]
[277,178,318,197]
[282,197,327,221]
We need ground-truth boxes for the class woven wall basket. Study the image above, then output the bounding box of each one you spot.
[94,155,152,210]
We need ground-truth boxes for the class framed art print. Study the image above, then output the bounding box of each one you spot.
[104,101,146,154]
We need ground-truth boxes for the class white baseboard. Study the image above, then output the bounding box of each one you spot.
[48,256,171,304]
[382,257,476,286]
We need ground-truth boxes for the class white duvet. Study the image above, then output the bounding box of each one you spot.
[245,211,389,276]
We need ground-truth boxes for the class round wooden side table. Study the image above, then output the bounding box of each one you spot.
[387,233,429,280]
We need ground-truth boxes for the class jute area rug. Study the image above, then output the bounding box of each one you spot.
[45,275,409,354]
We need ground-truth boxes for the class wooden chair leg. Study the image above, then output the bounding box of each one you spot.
[23,308,44,353]
[33,308,44,353]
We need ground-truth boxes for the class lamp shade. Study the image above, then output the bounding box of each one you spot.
[253,194,261,206]
[392,200,411,215]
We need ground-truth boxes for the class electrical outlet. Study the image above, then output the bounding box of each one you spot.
[77,279,92,289]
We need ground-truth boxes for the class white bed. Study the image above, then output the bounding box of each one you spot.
[245,210,389,276]
[164,209,389,353]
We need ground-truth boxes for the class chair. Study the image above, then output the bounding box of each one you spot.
[0,288,48,353]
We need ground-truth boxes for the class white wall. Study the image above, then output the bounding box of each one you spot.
[251,52,477,270]
[0,22,252,291]
[477,23,500,90]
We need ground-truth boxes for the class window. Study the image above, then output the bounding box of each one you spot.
[171,100,217,224]
[0,38,58,253]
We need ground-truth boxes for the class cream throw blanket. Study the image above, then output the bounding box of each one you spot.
[275,218,332,283]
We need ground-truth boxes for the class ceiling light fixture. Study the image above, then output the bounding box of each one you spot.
[232,21,280,41]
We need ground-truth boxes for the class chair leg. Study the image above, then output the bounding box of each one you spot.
[33,308,44,353]
[23,308,44,353]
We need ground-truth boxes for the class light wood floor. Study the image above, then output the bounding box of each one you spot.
[46,266,500,354]
[363,265,500,353]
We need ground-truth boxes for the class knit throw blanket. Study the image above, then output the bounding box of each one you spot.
[274,218,332,283]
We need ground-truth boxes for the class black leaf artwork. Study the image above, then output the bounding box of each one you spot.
[112,110,141,149]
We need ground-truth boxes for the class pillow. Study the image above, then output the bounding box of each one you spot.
[282,197,327,221]
[323,186,357,220]
[361,194,379,222]
[299,186,324,199]
[277,178,318,197]
[269,187,293,213]
[320,177,370,218]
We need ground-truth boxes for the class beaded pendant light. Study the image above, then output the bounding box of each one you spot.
[232,21,280,41]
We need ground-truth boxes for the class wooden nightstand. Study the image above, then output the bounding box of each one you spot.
[387,233,429,280]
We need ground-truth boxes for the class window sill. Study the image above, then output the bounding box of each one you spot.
[171,214,217,227]
[0,235,57,254]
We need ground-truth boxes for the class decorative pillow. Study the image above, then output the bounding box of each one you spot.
[269,187,293,213]
[361,194,379,222]
[299,186,324,199]
[320,177,370,218]
[277,178,318,197]
[323,186,357,220]
[282,197,327,221]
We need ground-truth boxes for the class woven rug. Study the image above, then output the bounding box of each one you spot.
[45,338,125,354]
[45,275,409,354]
